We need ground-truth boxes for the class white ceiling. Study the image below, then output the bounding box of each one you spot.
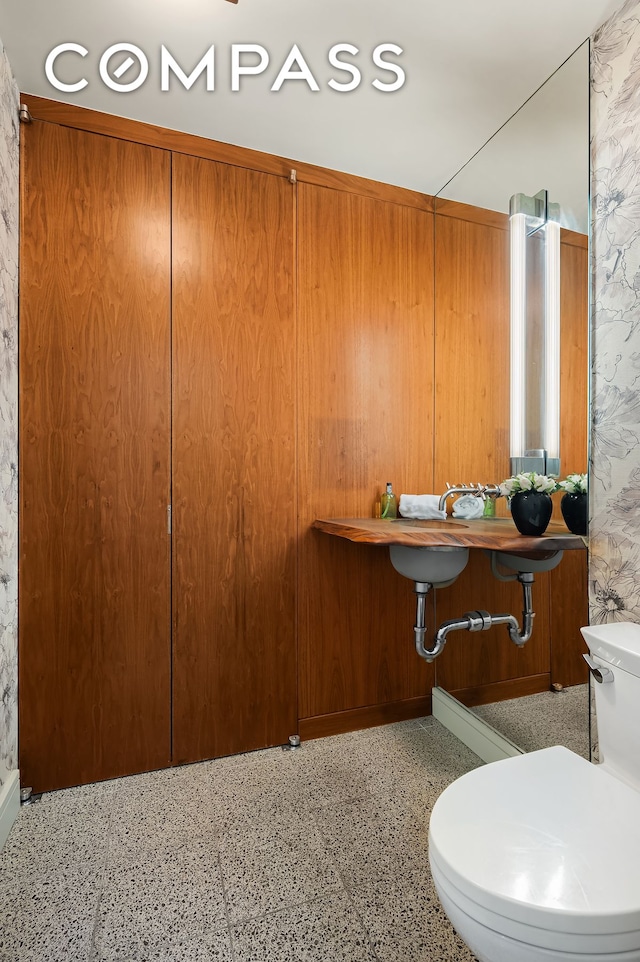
[0,0,621,196]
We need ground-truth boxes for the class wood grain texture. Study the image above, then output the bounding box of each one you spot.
[559,229,589,250]
[297,184,436,720]
[297,168,433,212]
[433,214,511,496]
[434,198,509,232]
[448,673,551,707]
[19,122,171,791]
[432,212,589,696]
[299,695,432,740]
[558,241,589,495]
[313,517,587,551]
[434,197,588,249]
[172,155,297,763]
[22,95,433,211]
[550,239,589,687]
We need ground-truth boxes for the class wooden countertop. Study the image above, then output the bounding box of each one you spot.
[313,517,587,553]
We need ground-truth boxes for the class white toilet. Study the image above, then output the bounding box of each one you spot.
[428,621,640,962]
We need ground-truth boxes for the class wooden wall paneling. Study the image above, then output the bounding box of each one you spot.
[433,215,511,499]
[19,122,172,791]
[550,239,589,687]
[23,95,434,213]
[297,184,436,722]
[434,198,508,232]
[299,695,433,741]
[433,211,552,693]
[449,673,551,708]
[556,240,589,510]
[172,155,297,763]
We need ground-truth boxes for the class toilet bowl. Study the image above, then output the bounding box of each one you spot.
[428,622,640,962]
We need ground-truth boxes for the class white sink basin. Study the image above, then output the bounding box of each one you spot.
[389,544,470,587]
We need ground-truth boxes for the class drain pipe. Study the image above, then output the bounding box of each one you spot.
[413,582,433,660]
[413,572,535,663]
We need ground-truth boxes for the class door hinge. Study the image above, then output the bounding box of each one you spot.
[167,504,172,534]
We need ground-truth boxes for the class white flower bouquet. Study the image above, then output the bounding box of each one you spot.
[498,472,558,497]
[558,473,588,494]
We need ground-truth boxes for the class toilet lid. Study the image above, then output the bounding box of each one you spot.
[429,746,640,938]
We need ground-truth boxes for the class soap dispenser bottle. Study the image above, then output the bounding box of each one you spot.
[380,482,398,519]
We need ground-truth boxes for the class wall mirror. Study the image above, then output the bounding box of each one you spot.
[433,40,590,761]
[435,42,588,232]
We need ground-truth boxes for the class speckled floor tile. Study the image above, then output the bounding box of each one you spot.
[0,853,103,901]
[111,770,204,812]
[108,792,198,855]
[270,745,380,809]
[365,721,483,811]
[220,823,343,923]
[231,892,378,962]
[371,717,483,775]
[291,720,481,824]
[95,841,227,957]
[473,684,589,758]
[266,721,442,812]
[93,925,232,962]
[111,761,227,806]
[0,806,110,873]
[0,688,590,962]
[350,871,478,962]
[189,802,305,854]
[104,832,221,877]
[0,880,99,962]
[185,760,316,851]
[40,777,119,808]
[193,754,311,810]
[312,794,432,888]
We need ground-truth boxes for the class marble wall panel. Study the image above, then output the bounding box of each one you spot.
[590,0,640,627]
[0,35,19,787]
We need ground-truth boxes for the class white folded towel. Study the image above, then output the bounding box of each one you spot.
[451,493,484,520]
[399,494,447,521]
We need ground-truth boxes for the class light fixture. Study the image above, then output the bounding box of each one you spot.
[509,189,561,478]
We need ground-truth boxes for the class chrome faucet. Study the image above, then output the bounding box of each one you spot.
[438,482,501,512]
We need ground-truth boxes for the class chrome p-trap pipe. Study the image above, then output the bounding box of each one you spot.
[413,572,535,663]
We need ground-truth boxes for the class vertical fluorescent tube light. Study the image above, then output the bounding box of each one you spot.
[510,210,527,473]
[544,218,561,476]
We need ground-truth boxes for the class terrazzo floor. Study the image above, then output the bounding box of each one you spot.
[0,685,590,962]
[474,682,590,758]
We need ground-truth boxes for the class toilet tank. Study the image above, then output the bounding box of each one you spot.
[581,622,640,791]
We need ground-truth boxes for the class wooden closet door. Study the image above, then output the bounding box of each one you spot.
[172,155,296,763]
[19,122,171,791]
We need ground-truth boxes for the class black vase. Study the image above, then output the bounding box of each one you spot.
[510,490,553,536]
[561,491,588,535]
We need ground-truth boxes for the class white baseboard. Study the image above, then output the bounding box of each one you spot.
[0,770,20,850]
[432,687,523,764]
